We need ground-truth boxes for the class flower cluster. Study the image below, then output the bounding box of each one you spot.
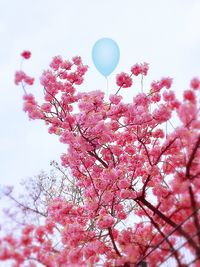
[116,72,132,88]
[131,62,149,76]
[15,71,34,85]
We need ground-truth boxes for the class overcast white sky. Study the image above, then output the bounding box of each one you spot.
[0,0,200,188]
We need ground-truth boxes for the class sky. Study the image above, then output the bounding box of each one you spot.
[0,0,200,189]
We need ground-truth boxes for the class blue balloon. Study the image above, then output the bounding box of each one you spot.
[92,38,120,77]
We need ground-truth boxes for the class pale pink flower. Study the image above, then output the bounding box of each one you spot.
[15,71,34,85]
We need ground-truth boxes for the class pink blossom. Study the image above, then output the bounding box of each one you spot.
[152,129,165,138]
[131,62,149,76]
[150,92,161,102]
[61,60,73,70]
[101,191,114,204]
[23,93,36,104]
[183,90,196,104]
[151,80,162,92]
[22,225,34,235]
[68,248,83,264]
[41,103,52,112]
[15,71,34,85]
[109,94,122,105]
[160,77,173,89]
[116,211,127,220]
[24,76,34,85]
[14,71,25,85]
[97,214,115,229]
[67,72,83,85]
[177,102,197,125]
[35,226,45,243]
[21,50,31,59]
[120,189,133,199]
[118,179,130,189]
[77,65,88,76]
[153,104,171,122]
[163,90,175,102]
[134,93,149,107]
[116,72,132,88]
[44,221,55,234]
[131,64,141,76]
[190,77,200,90]
[151,77,172,93]
[49,56,63,71]
[72,56,82,66]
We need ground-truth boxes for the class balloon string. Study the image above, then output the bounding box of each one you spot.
[106,76,109,98]
[141,74,144,93]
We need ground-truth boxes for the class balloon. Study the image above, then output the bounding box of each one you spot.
[92,38,120,77]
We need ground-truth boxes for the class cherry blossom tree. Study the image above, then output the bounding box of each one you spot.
[0,51,200,267]
[1,161,80,228]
